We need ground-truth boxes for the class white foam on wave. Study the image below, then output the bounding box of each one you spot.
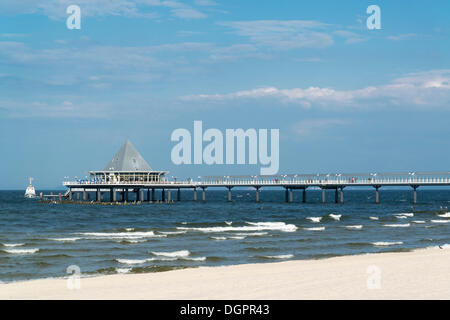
[262,254,294,259]
[329,214,341,221]
[120,239,147,244]
[234,232,268,237]
[147,257,178,261]
[151,250,190,258]
[369,216,379,220]
[158,231,187,235]
[117,259,147,265]
[229,236,246,240]
[306,217,322,223]
[178,221,297,233]
[345,225,363,230]
[2,243,25,247]
[395,213,414,217]
[304,227,325,231]
[431,220,450,223]
[183,257,206,261]
[372,241,403,246]
[395,215,408,219]
[211,236,227,240]
[79,231,166,240]
[116,268,131,274]
[49,237,81,242]
[383,223,410,228]
[117,255,189,265]
[3,248,39,254]
[125,228,134,232]
[412,220,426,224]
[225,221,232,225]
[437,212,450,218]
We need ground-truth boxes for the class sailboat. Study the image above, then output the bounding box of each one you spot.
[25,178,36,198]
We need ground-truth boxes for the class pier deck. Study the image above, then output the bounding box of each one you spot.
[56,171,450,204]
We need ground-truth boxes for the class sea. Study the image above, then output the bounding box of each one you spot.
[1,188,450,283]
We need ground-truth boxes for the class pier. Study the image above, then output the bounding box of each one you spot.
[60,171,450,205]
[57,140,450,205]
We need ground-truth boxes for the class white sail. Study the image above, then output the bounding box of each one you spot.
[25,178,36,198]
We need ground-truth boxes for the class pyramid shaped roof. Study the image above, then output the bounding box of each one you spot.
[103,140,152,171]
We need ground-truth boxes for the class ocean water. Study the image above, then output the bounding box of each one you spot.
[1,189,450,283]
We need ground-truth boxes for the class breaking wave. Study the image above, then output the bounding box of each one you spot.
[151,250,190,258]
[2,243,25,247]
[3,248,39,254]
[372,241,404,246]
[78,231,166,240]
[303,227,325,231]
[177,221,297,233]
[260,254,294,259]
[383,223,410,228]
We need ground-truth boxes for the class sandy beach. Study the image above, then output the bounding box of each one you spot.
[1,247,449,300]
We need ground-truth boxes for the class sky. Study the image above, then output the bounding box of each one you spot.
[1,0,450,189]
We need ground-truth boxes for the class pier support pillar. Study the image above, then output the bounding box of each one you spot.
[285,188,289,203]
[227,187,232,202]
[111,188,116,202]
[321,188,326,203]
[125,189,129,202]
[303,188,306,203]
[121,190,125,202]
[68,189,73,201]
[202,188,206,202]
[82,190,87,201]
[96,189,101,202]
[136,189,140,201]
[177,188,181,202]
[162,189,165,202]
[139,189,144,202]
[335,188,338,204]
[255,187,260,203]
[340,187,344,204]
[151,188,155,202]
[288,189,293,203]
[193,188,197,202]
[412,185,418,204]
[147,189,151,202]
[375,186,380,204]
[167,189,171,203]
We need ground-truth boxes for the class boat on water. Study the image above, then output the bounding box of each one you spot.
[25,178,36,198]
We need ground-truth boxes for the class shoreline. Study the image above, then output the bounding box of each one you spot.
[1,246,449,299]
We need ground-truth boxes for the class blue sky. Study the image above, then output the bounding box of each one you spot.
[1,0,450,189]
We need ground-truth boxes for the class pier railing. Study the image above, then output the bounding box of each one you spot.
[58,171,450,205]
[63,171,450,187]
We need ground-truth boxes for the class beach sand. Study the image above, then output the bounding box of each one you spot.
[1,247,449,299]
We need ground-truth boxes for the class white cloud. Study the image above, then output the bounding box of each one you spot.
[292,119,350,137]
[0,99,112,118]
[137,0,207,19]
[333,30,367,44]
[180,70,450,109]
[0,0,207,19]
[220,20,334,50]
[387,33,419,41]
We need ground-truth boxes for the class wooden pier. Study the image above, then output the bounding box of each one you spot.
[53,140,450,205]
[59,171,450,205]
